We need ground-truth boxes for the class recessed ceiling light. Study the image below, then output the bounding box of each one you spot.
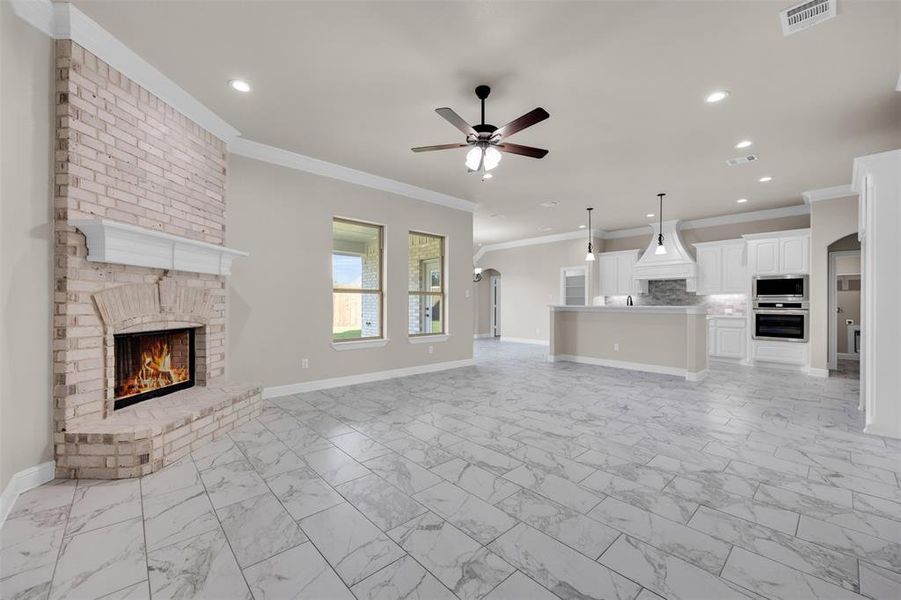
[737,198,748,204]
[538,226,553,232]
[705,90,730,103]
[578,225,587,229]
[229,79,251,93]
[758,176,773,182]
[539,200,559,208]
[646,213,655,218]
[735,140,753,149]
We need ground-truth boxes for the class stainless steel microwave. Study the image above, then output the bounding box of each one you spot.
[752,275,808,302]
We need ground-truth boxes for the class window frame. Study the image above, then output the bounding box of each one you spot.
[332,217,385,343]
[408,230,446,337]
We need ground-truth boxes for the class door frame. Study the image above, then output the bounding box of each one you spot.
[559,265,589,306]
[489,275,500,337]
[828,250,861,370]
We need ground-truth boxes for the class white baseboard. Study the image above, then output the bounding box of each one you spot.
[807,367,830,378]
[499,337,549,346]
[550,354,703,381]
[837,353,860,361]
[473,333,493,339]
[0,461,56,526]
[863,423,901,440]
[263,358,476,398]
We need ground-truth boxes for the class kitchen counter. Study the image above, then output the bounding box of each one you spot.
[548,304,707,380]
[706,314,746,320]
[550,305,707,315]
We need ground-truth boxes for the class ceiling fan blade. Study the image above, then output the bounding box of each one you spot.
[494,107,550,139]
[435,107,477,136]
[411,143,469,153]
[495,142,549,159]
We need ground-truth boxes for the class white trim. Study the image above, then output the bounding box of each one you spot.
[263,358,474,397]
[330,338,390,351]
[549,354,704,381]
[473,333,493,339]
[409,334,448,344]
[70,218,248,275]
[863,423,901,440]
[499,337,549,346]
[0,461,56,526]
[802,184,855,204]
[837,352,860,361]
[474,229,603,262]
[742,227,811,240]
[10,0,241,142]
[231,138,475,213]
[807,367,830,378]
[476,205,811,256]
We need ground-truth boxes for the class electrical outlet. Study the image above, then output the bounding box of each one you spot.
[428,345,434,354]
[613,343,619,351]
[301,358,309,369]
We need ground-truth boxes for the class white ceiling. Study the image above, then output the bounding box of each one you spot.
[74,1,901,246]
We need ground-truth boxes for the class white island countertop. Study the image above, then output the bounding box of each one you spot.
[549,305,707,315]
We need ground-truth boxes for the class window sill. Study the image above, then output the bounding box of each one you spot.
[331,338,389,351]
[409,334,449,344]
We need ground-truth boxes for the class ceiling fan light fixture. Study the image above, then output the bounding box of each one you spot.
[483,146,502,171]
[465,146,483,171]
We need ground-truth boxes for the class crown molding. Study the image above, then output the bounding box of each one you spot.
[474,228,603,263]
[801,184,855,204]
[231,138,476,213]
[475,204,812,257]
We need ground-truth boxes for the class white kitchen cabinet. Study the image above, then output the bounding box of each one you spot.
[694,240,747,294]
[708,317,747,360]
[743,230,810,275]
[597,250,646,296]
[751,340,808,366]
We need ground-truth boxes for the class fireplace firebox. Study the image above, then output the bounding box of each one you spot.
[114,328,195,410]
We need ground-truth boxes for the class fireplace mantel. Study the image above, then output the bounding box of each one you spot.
[70,218,248,275]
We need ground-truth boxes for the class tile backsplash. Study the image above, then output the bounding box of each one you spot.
[603,279,747,315]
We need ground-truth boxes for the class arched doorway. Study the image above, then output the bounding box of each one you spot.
[827,234,861,379]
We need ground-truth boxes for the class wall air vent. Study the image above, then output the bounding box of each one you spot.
[726,154,759,167]
[780,0,836,36]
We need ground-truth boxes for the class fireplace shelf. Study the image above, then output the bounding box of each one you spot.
[69,218,248,275]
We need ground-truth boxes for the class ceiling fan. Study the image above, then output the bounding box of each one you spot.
[412,85,549,180]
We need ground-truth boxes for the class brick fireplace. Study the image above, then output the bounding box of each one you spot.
[53,40,260,479]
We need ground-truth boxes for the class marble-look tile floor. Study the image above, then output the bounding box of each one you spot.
[2,340,900,600]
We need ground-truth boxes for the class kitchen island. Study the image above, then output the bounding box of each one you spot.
[548,305,708,380]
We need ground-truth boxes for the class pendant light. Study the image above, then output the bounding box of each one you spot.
[585,208,595,262]
[655,193,667,255]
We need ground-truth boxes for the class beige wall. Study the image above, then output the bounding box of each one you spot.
[550,310,706,375]
[0,4,54,490]
[809,197,859,371]
[475,237,600,342]
[478,214,809,343]
[226,156,473,387]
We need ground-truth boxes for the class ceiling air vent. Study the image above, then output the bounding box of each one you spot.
[726,154,759,167]
[780,0,836,36]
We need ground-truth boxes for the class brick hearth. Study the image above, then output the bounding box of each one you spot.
[52,39,259,479]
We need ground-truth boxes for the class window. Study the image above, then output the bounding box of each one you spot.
[408,231,445,336]
[332,219,383,341]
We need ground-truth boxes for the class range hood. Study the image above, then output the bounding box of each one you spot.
[631,220,698,292]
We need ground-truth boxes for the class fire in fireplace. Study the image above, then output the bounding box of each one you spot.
[114,328,195,409]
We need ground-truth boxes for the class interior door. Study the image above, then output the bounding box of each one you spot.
[490,275,500,337]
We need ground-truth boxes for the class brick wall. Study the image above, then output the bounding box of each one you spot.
[53,39,228,432]
[408,233,443,334]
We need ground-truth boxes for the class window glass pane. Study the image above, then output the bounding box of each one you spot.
[408,294,443,335]
[408,232,443,292]
[333,220,381,290]
[333,291,381,339]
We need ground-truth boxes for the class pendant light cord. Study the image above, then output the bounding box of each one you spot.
[657,193,665,246]
[587,208,593,252]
